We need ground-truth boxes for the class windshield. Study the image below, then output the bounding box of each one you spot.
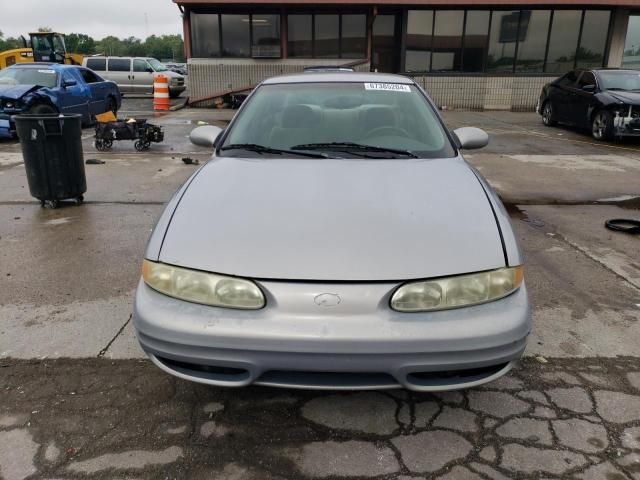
[221,82,455,159]
[0,67,58,88]
[31,35,53,53]
[598,71,640,91]
[148,59,168,72]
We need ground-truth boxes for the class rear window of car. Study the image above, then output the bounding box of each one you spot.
[86,58,106,71]
[0,67,58,88]
[108,59,131,72]
[222,82,456,159]
[78,68,103,84]
[556,71,578,87]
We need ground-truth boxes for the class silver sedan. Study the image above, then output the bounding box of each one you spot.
[134,72,530,391]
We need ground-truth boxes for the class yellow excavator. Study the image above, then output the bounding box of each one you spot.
[0,32,83,69]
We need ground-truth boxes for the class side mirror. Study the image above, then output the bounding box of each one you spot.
[582,84,596,92]
[146,67,154,73]
[453,127,489,150]
[63,80,77,88]
[189,125,223,148]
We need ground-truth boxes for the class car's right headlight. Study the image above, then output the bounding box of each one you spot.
[142,259,265,310]
[390,266,523,312]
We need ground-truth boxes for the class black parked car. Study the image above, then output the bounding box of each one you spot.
[537,69,640,141]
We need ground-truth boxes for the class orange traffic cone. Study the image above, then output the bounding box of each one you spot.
[153,74,170,111]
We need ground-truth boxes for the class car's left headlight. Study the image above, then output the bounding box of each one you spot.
[390,266,523,312]
[142,259,265,309]
[2,99,19,110]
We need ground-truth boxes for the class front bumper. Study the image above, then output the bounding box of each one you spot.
[169,84,186,96]
[613,107,640,137]
[0,113,15,138]
[134,279,530,391]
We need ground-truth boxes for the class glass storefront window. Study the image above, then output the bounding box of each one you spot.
[462,11,490,72]
[221,15,250,57]
[341,14,367,58]
[515,10,550,72]
[431,11,464,72]
[189,8,613,72]
[545,10,582,73]
[315,14,340,58]
[576,11,610,69]
[372,14,397,72]
[288,14,365,59]
[622,15,640,68]
[191,13,220,58]
[406,10,433,72]
[487,11,519,72]
[288,15,313,58]
[252,14,281,58]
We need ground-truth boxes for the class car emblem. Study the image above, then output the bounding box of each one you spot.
[314,293,341,307]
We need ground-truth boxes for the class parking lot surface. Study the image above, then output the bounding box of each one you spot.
[1,97,639,479]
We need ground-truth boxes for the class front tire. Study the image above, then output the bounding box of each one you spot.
[541,101,557,127]
[592,111,614,141]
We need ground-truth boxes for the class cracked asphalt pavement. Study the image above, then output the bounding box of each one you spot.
[1,98,640,479]
[2,358,640,479]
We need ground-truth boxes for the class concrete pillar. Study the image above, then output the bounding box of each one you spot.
[607,8,630,68]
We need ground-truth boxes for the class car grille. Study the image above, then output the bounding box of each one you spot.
[155,355,511,390]
[406,362,510,387]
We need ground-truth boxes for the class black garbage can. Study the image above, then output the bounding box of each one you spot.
[13,113,86,208]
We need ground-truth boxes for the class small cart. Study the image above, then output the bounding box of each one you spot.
[94,119,164,152]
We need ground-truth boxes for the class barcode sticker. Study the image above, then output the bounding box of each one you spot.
[364,83,411,93]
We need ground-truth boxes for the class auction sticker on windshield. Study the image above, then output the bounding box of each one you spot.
[37,70,56,74]
[364,83,411,93]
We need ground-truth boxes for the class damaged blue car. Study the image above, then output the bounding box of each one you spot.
[0,63,121,138]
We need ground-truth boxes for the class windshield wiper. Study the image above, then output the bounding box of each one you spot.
[291,142,418,158]
[220,143,329,158]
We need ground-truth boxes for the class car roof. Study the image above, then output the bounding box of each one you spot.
[591,68,640,73]
[7,63,76,71]
[85,56,154,60]
[261,72,416,85]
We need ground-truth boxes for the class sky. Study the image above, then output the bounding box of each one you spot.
[1,0,183,40]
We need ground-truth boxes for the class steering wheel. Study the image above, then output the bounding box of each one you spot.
[365,126,411,138]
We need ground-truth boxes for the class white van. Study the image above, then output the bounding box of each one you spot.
[83,57,186,98]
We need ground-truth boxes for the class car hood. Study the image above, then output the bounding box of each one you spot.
[606,91,640,105]
[0,84,41,100]
[158,155,506,281]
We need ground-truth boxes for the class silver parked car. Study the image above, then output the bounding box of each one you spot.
[134,72,530,392]
[83,56,186,98]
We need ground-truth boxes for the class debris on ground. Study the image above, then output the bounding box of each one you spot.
[85,159,105,165]
[182,157,200,165]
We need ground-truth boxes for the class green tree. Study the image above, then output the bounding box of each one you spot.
[65,33,96,54]
[142,34,184,61]
[0,31,23,51]
[97,36,124,56]
[122,36,146,57]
